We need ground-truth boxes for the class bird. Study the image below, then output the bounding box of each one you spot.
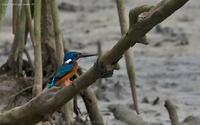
[48,51,97,89]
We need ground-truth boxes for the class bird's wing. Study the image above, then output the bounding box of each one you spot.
[54,64,74,79]
[48,64,74,88]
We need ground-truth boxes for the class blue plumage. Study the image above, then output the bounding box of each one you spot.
[48,63,75,88]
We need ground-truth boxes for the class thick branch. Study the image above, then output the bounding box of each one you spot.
[0,0,189,124]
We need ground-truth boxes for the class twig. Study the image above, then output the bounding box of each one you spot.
[164,99,179,125]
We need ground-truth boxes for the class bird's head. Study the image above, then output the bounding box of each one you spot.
[64,51,97,64]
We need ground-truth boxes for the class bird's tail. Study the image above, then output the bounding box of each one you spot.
[48,77,56,88]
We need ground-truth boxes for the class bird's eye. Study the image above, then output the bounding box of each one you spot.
[65,59,72,64]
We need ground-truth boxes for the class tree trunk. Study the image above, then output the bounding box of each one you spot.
[41,0,57,77]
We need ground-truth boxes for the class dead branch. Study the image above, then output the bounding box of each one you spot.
[0,0,189,124]
[164,99,179,125]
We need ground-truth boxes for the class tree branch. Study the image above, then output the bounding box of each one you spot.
[80,88,104,125]
[116,0,140,114]
[165,99,179,125]
[0,0,189,124]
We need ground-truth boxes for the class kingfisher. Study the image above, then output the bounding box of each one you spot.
[48,51,97,89]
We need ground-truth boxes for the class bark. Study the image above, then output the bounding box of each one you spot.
[80,88,104,125]
[116,0,139,114]
[0,0,189,124]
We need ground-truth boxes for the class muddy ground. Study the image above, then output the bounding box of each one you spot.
[0,0,200,125]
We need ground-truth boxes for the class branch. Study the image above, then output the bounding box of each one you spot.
[165,99,179,125]
[0,0,189,124]
[80,88,104,125]
[116,0,142,114]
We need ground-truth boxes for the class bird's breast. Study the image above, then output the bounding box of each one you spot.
[57,62,78,85]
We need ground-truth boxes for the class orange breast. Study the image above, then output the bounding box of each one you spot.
[56,63,78,86]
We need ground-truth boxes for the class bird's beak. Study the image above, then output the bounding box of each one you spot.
[78,53,97,59]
